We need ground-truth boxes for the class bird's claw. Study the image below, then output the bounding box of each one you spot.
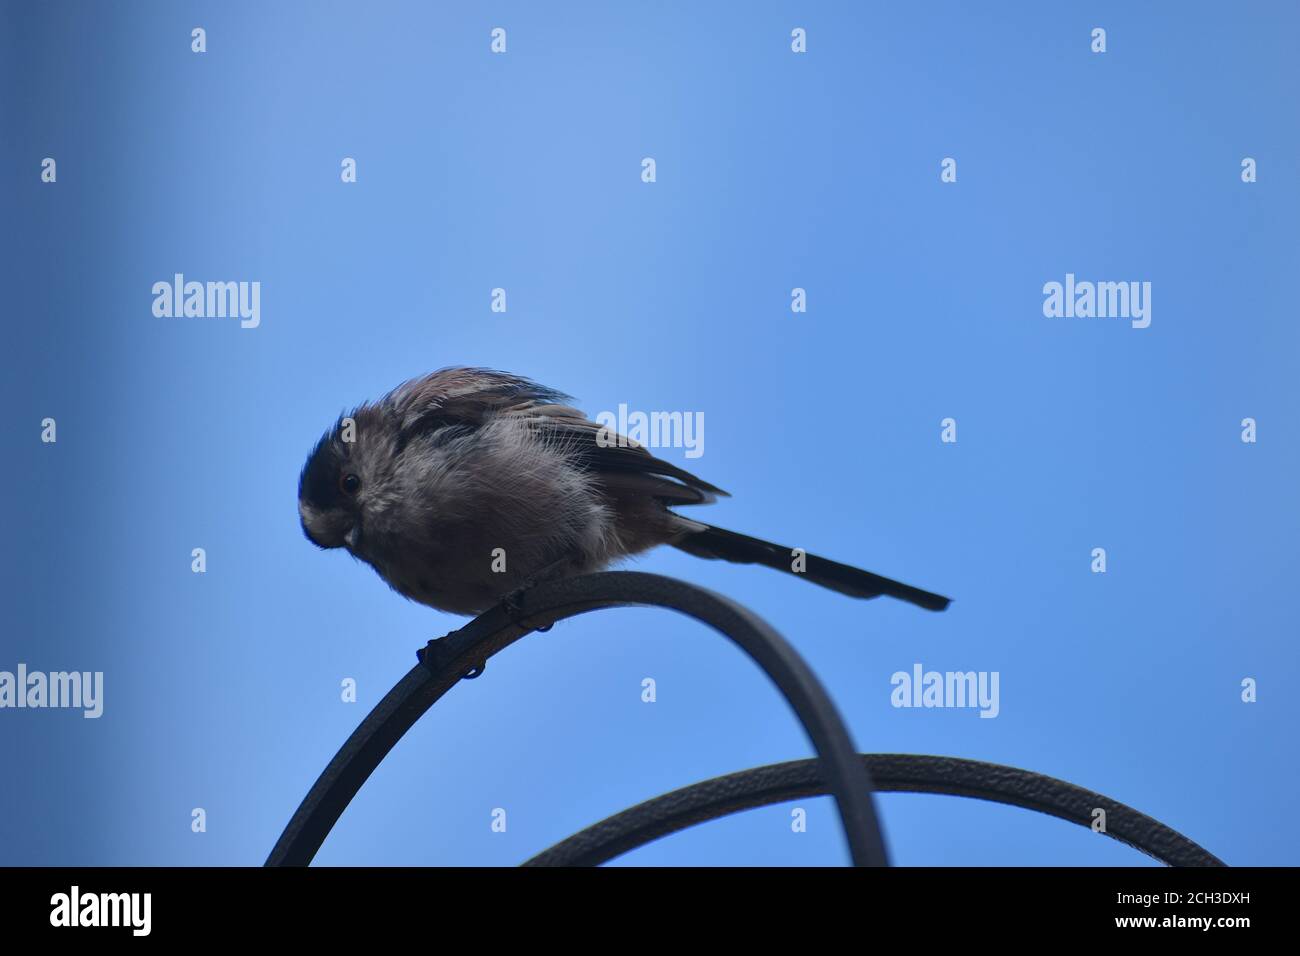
[418,639,486,680]
[502,584,528,619]
[501,580,552,631]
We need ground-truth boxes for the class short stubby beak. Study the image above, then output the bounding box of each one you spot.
[344,524,360,550]
[299,500,350,550]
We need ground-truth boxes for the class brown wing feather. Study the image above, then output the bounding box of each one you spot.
[522,405,728,505]
[382,368,727,506]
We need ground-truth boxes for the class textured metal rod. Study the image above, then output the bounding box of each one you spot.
[266,571,888,866]
[523,754,1226,867]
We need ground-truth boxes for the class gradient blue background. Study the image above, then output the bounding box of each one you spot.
[4,1,1297,866]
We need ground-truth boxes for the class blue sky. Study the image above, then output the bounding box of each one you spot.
[3,1,1297,866]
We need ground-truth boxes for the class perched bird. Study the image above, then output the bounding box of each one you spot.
[298,368,950,615]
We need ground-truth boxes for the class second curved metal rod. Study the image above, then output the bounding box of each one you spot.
[523,754,1226,867]
[266,571,889,867]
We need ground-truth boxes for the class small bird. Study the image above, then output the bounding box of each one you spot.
[298,368,950,615]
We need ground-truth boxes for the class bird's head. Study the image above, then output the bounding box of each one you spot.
[298,411,385,553]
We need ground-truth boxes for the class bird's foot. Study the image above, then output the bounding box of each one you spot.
[502,579,554,632]
[418,636,488,680]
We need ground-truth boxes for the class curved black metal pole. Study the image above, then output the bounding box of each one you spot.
[266,571,889,867]
[523,754,1226,867]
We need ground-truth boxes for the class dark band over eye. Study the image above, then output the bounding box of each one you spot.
[339,473,361,495]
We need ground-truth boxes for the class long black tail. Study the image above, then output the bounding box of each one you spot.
[673,523,950,611]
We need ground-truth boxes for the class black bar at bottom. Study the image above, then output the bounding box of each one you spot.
[0,865,1274,941]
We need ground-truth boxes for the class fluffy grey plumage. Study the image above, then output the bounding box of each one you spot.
[298,367,949,615]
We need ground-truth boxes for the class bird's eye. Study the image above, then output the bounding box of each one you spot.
[339,473,361,495]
